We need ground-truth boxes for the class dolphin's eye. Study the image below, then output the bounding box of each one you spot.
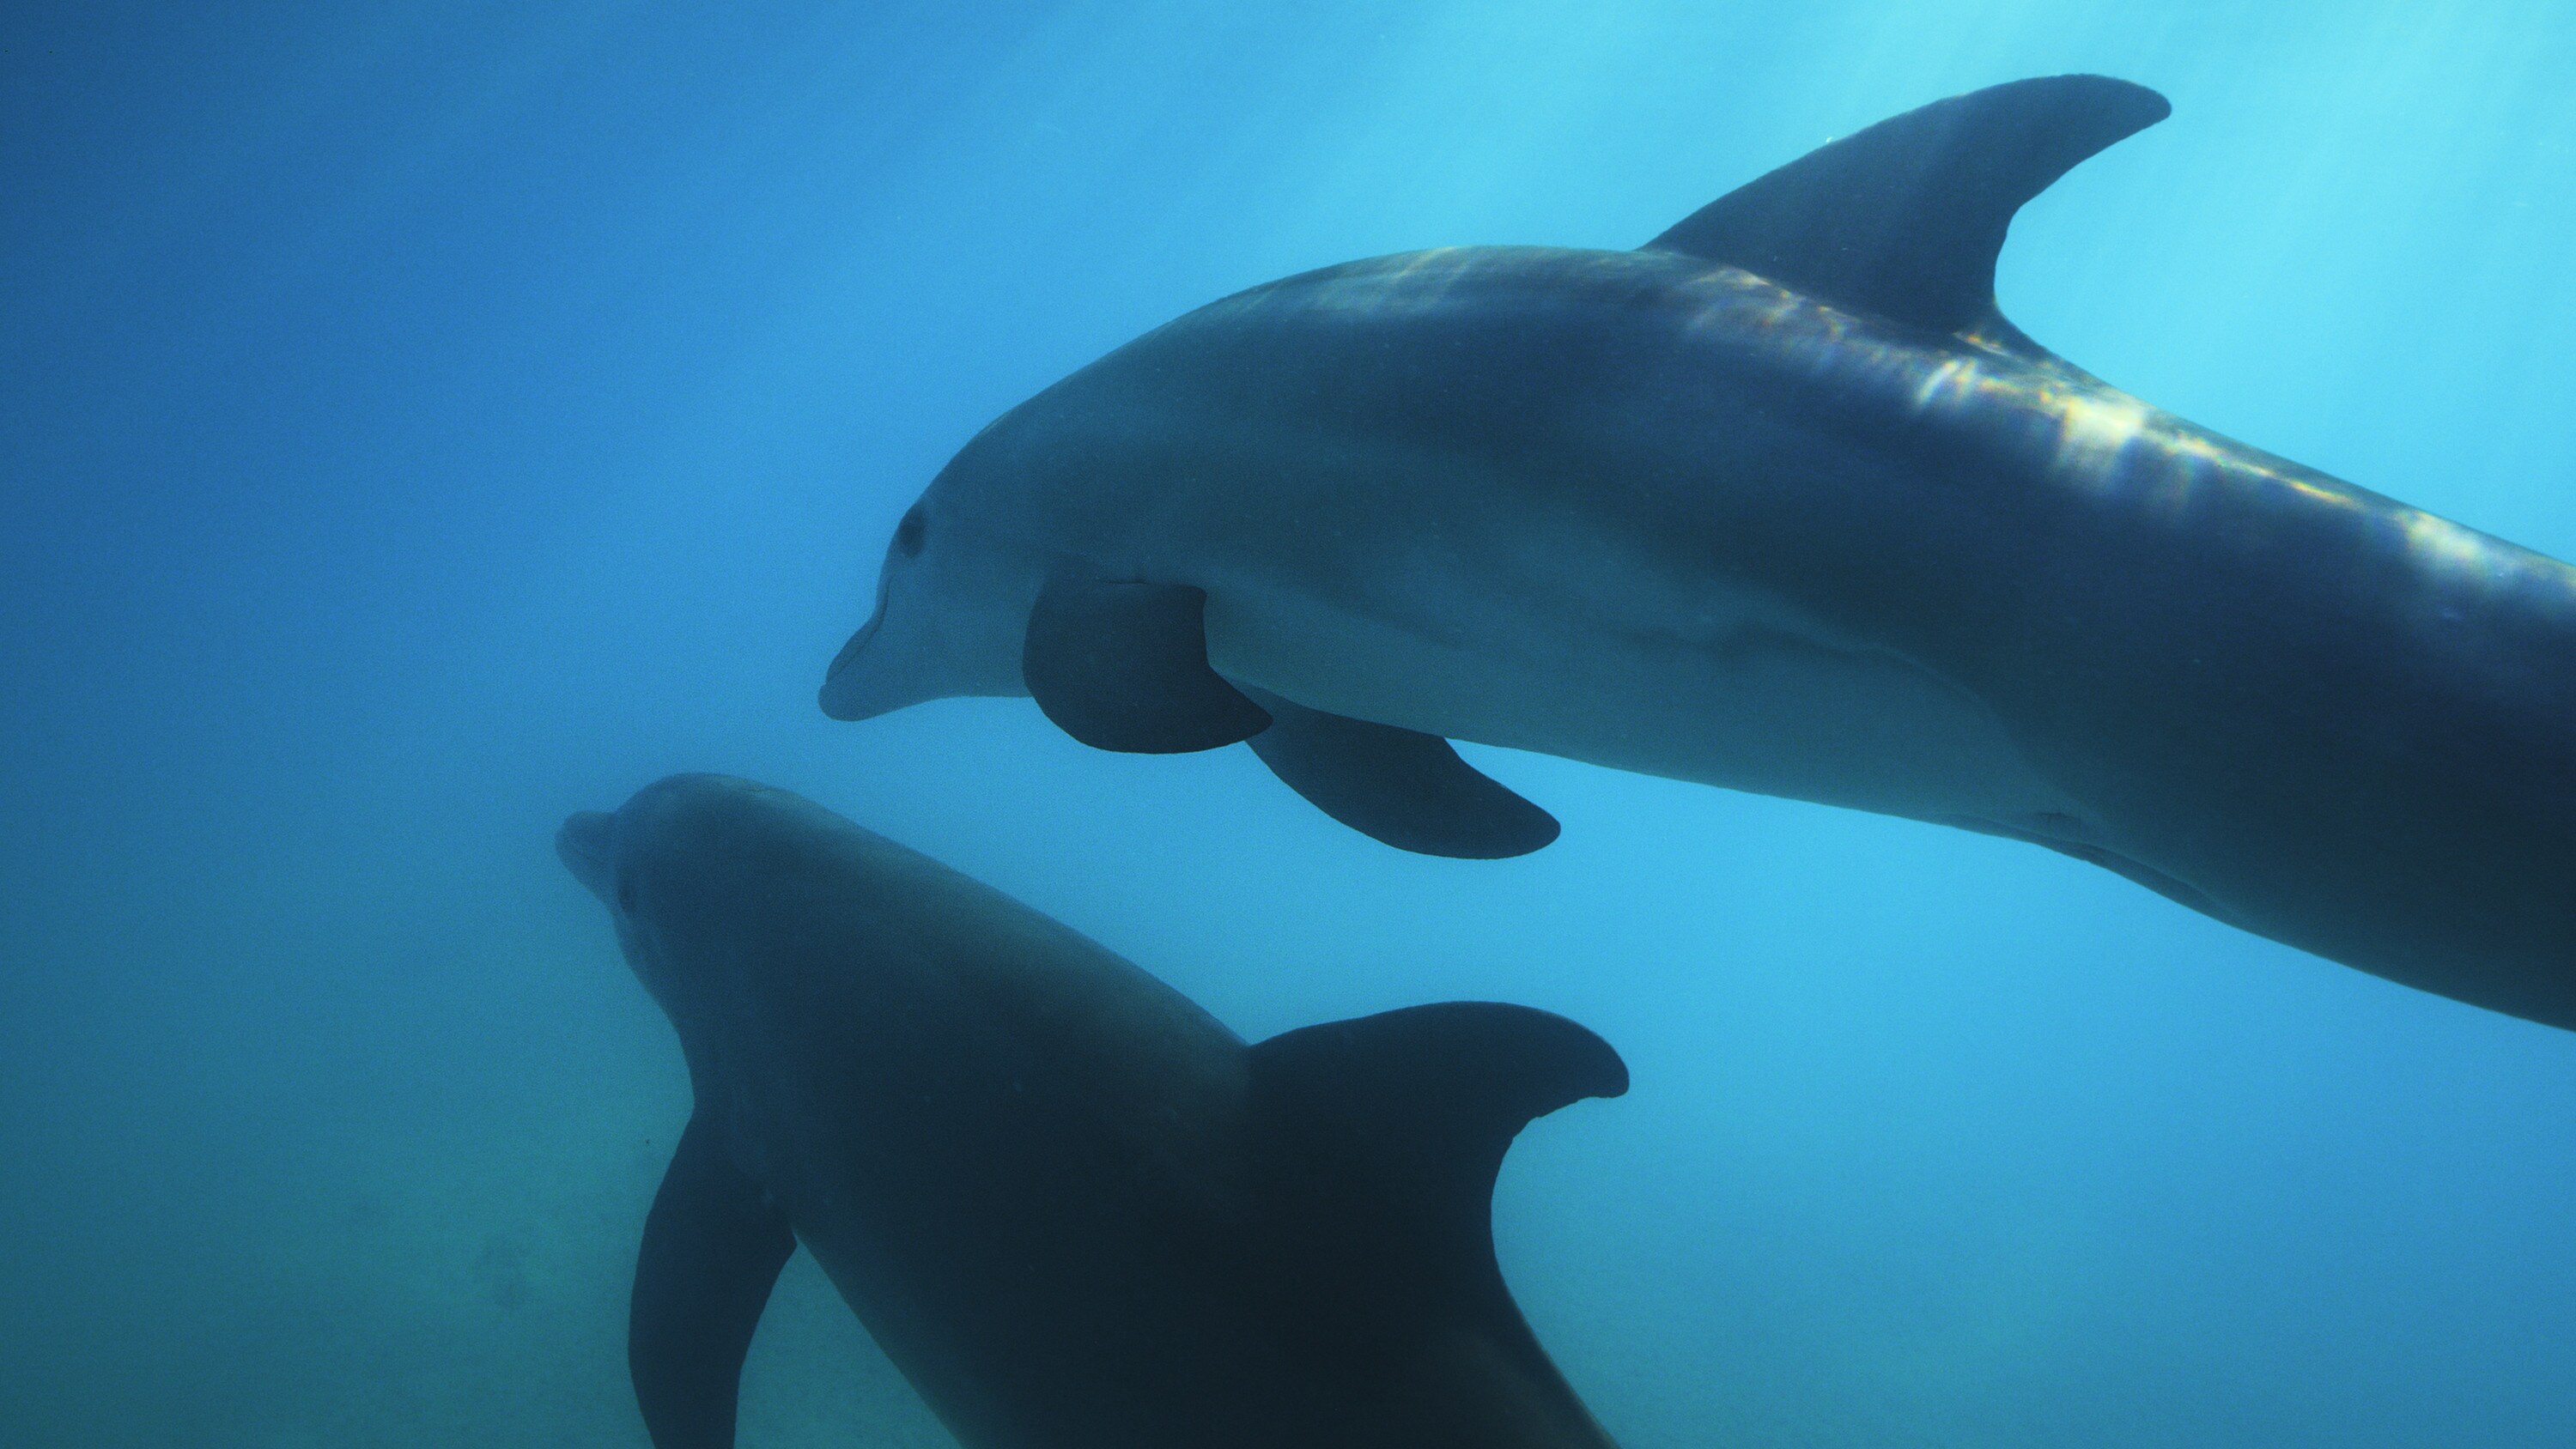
[616,877,637,912]
[893,506,927,558]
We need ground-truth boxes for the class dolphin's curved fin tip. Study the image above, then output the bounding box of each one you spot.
[1644,74,2169,344]
[1242,688,1559,858]
[1250,1000,1626,1257]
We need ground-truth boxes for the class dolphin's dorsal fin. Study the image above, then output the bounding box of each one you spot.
[1250,1003,1626,1282]
[1643,75,2169,348]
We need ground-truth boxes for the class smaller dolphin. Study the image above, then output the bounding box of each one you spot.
[557,773,1628,1449]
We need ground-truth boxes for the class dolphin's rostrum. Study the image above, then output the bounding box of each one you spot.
[560,773,1627,1449]
[820,75,2576,1031]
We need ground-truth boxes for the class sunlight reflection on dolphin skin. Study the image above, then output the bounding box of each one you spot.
[1792,300,2559,591]
[2042,390,2152,477]
[1909,356,1978,412]
[2400,507,2527,585]
[1732,264,2576,609]
[1223,246,2576,610]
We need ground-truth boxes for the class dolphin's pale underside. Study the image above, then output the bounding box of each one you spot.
[818,76,2576,1031]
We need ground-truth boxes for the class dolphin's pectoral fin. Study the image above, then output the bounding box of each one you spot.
[1250,1003,1626,1276]
[631,1114,796,1449]
[1643,74,2169,349]
[1022,576,1273,753]
[1237,688,1559,858]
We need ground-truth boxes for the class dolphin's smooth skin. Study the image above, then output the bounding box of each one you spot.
[557,773,1628,1449]
[818,75,2576,1032]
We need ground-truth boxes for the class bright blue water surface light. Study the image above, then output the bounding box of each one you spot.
[6,3,2575,1446]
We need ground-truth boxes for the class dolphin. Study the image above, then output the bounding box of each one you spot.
[816,74,2576,1033]
[556,773,1628,1449]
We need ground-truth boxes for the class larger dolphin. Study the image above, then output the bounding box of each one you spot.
[817,76,2576,1031]
[557,773,1628,1449]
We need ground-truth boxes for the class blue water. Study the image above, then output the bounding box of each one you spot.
[6,3,2574,1446]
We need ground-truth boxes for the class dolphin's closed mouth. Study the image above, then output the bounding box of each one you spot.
[556,811,617,900]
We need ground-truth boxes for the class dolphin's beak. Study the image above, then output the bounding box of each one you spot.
[818,614,886,721]
[556,811,617,902]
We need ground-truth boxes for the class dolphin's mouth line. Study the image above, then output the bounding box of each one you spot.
[824,613,880,682]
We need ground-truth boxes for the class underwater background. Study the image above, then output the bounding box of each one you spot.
[6,2,2576,1445]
